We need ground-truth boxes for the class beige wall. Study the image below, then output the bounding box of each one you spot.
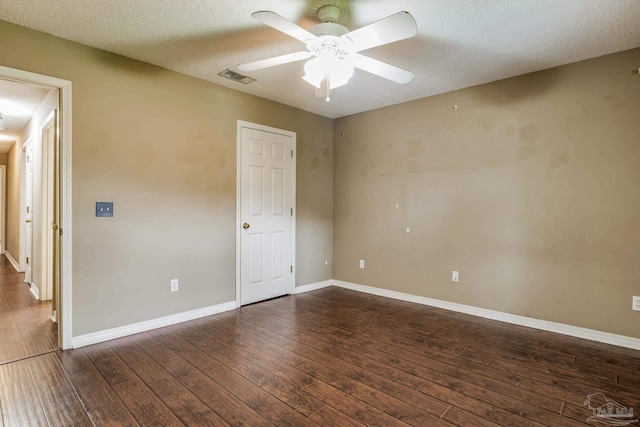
[0,20,333,336]
[0,153,7,165]
[6,142,20,260]
[334,48,640,338]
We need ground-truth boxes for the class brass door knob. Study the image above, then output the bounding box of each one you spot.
[243,223,250,229]
[52,224,59,230]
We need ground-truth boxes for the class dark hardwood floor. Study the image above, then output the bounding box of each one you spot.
[0,256,57,365]
[1,285,639,426]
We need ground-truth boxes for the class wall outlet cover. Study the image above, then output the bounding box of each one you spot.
[633,296,640,311]
[96,202,113,217]
[452,271,459,282]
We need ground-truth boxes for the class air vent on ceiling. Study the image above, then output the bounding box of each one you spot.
[218,69,256,84]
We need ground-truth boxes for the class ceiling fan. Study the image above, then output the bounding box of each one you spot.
[237,5,418,101]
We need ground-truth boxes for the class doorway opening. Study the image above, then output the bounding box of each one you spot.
[0,65,72,351]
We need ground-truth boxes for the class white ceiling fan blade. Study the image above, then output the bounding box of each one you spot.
[341,11,417,53]
[238,51,311,72]
[351,53,414,84]
[252,11,317,43]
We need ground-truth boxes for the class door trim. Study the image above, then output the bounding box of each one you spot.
[236,120,296,308]
[0,165,5,255]
[40,110,56,302]
[0,65,72,350]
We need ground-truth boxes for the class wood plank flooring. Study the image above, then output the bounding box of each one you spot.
[0,256,57,365]
[1,286,639,426]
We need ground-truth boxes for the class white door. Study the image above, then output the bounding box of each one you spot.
[24,142,33,284]
[41,110,58,302]
[239,123,295,305]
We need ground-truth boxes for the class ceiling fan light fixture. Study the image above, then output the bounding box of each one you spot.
[238,8,418,98]
[303,54,353,89]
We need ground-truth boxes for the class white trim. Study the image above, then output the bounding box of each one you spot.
[235,120,297,307]
[40,110,56,302]
[4,251,21,272]
[71,301,236,348]
[29,283,40,300]
[0,165,5,255]
[292,280,333,294]
[332,280,640,351]
[0,65,73,350]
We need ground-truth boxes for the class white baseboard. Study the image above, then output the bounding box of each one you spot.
[292,280,333,294]
[3,251,21,272]
[29,283,39,300]
[71,301,236,349]
[332,280,640,351]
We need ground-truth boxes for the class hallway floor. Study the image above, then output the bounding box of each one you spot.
[0,255,57,364]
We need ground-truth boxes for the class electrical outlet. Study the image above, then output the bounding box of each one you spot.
[633,296,640,311]
[359,260,365,269]
[171,279,179,292]
[452,271,459,282]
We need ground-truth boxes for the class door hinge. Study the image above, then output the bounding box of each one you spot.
[26,257,29,265]
[291,208,293,216]
[291,150,293,159]
[290,265,293,273]
[26,206,30,214]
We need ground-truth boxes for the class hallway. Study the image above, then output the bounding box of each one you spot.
[0,255,57,364]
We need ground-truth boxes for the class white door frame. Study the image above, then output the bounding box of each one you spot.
[0,65,72,350]
[236,120,296,307]
[40,110,57,302]
[0,165,5,255]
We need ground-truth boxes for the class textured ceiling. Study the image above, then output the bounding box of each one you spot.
[1,0,639,119]
[0,79,49,153]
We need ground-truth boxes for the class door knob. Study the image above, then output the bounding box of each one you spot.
[243,223,250,229]
[52,224,59,230]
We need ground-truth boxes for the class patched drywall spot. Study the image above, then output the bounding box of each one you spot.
[549,152,570,168]
[407,139,423,158]
[407,159,421,173]
[297,137,306,155]
[322,147,330,159]
[310,157,320,169]
[483,157,504,168]
[519,123,539,145]
[517,146,538,160]
[477,116,493,132]
[500,124,516,139]
[604,92,624,110]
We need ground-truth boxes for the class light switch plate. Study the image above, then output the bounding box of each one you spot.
[96,202,114,217]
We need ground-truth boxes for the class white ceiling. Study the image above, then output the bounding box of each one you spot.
[1,0,639,119]
[0,79,49,153]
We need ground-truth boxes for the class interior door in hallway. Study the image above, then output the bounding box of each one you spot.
[41,110,59,303]
[239,123,295,305]
[24,141,34,285]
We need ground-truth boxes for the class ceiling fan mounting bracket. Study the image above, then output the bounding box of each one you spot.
[317,5,341,23]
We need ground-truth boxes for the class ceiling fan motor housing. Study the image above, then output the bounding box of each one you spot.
[307,23,352,58]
